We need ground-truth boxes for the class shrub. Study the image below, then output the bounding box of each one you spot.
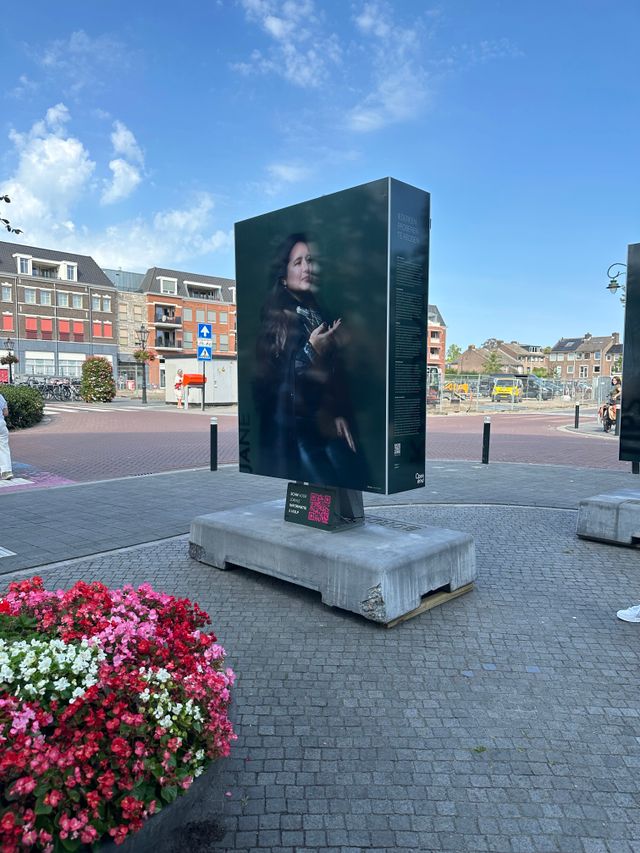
[0,578,236,851]
[0,384,44,430]
[80,357,116,402]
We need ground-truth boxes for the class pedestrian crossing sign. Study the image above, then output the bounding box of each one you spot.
[197,345,212,361]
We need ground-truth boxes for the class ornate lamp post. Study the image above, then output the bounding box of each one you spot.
[606,263,627,302]
[134,324,149,405]
[3,336,15,385]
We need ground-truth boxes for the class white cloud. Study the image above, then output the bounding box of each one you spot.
[6,104,95,230]
[100,121,145,204]
[9,75,38,100]
[347,2,430,132]
[111,120,144,165]
[37,30,130,95]
[236,0,340,87]
[2,107,232,270]
[101,159,142,205]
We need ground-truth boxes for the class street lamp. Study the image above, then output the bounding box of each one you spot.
[606,263,627,302]
[135,324,149,405]
[4,336,14,385]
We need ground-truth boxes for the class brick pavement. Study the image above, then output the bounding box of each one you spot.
[5,497,640,853]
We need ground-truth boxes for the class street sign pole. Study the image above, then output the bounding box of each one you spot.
[202,361,205,411]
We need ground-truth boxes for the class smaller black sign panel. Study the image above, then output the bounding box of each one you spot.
[285,483,348,530]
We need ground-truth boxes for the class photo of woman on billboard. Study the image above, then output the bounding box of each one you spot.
[253,232,367,488]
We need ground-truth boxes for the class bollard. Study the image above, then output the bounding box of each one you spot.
[615,409,620,437]
[482,416,491,465]
[574,404,580,429]
[210,417,218,471]
[633,462,639,475]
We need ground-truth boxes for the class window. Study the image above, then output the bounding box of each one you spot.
[207,310,216,323]
[183,331,193,348]
[93,321,102,337]
[66,265,76,281]
[40,290,52,306]
[40,318,53,340]
[119,331,128,346]
[593,365,601,374]
[196,309,205,323]
[133,306,143,320]
[159,278,177,295]
[566,365,574,374]
[25,317,38,339]
[579,365,588,378]
[19,257,30,274]
[583,352,590,360]
[594,351,601,360]
[119,303,128,318]
[73,321,84,341]
[103,296,111,312]
[58,358,83,378]
[183,307,192,322]
[25,356,55,376]
[549,354,556,362]
[220,334,229,352]
[59,319,71,341]
[567,353,575,361]
[2,314,14,331]
[24,288,37,304]
[220,312,228,324]
[58,292,69,307]
[72,294,83,309]
[92,295,101,311]
[557,353,564,361]
[103,321,113,338]
[32,265,57,279]
[2,285,11,301]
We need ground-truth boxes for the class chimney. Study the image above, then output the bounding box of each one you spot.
[469,344,475,350]
[612,332,620,344]
[584,333,592,340]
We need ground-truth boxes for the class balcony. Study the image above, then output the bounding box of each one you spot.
[155,333,182,350]
[154,309,182,327]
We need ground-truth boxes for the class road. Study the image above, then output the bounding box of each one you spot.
[0,401,628,492]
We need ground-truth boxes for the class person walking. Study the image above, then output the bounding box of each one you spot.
[0,392,13,480]
[175,369,184,409]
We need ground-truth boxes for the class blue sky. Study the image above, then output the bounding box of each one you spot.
[1,0,638,349]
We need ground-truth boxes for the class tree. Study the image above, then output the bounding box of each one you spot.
[482,338,499,351]
[483,351,503,374]
[446,343,462,363]
[1,194,23,235]
[80,356,116,402]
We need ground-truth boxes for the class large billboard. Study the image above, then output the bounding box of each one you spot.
[235,177,430,495]
[620,242,640,462]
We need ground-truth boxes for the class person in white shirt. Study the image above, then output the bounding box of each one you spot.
[0,393,13,480]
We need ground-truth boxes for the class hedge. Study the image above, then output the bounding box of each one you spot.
[0,384,45,430]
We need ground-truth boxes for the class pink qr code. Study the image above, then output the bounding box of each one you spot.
[308,492,331,524]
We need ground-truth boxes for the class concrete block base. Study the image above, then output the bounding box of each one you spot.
[576,490,640,547]
[189,501,476,625]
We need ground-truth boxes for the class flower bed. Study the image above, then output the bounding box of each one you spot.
[0,578,236,852]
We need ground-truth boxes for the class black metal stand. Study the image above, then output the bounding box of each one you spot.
[482,418,491,464]
[141,362,147,405]
[574,405,580,429]
[210,418,218,471]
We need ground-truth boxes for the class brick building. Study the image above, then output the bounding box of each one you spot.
[427,304,446,383]
[549,332,622,381]
[0,240,117,377]
[108,266,237,389]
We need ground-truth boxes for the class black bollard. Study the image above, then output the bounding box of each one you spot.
[210,417,218,471]
[574,404,580,429]
[615,409,620,437]
[482,416,491,465]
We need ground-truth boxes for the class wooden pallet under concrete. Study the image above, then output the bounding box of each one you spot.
[384,582,475,628]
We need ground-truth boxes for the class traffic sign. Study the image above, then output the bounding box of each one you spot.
[198,323,212,341]
[197,345,212,361]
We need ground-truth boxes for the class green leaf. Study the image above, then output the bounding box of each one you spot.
[35,800,53,815]
[161,785,178,803]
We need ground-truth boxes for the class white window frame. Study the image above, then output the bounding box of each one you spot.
[1,284,11,302]
[158,277,178,295]
[72,294,83,309]
[40,290,52,306]
[24,288,37,304]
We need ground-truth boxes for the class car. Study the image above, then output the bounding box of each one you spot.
[521,377,553,400]
[491,377,523,402]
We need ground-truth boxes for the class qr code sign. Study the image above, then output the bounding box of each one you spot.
[394,442,401,456]
[308,492,331,525]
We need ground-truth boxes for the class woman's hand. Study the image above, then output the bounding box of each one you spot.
[335,416,356,452]
[309,319,341,356]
